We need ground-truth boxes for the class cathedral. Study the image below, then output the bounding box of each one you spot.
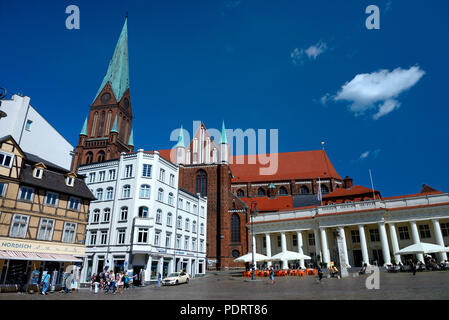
[72,18,448,271]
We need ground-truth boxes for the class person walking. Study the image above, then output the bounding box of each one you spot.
[65,271,73,294]
[117,271,124,294]
[269,266,275,284]
[157,272,162,288]
[411,259,417,276]
[41,271,50,295]
[124,272,129,291]
[317,266,324,282]
[94,273,101,294]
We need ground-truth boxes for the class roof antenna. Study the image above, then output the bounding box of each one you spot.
[369,169,377,200]
[321,141,325,150]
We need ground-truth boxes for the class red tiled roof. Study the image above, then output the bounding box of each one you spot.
[239,196,294,212]
[230,150,342,183]
[323,185,379,199]
[382,185,443,200]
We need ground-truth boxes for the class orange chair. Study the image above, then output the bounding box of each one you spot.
[293,269,298,276]
[276,270,282,277]
[264,270,269,277]
[282,270,288,277]
[298,270,305,277]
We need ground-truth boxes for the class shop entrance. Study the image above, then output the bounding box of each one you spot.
[97,258,104,274]
[5,260,27,285]
[198,262,203,274]
[163,261,169,277]
[182,262,188,272]
[353,250,363,267]
[114,259,125,274]
[133,266,144,286]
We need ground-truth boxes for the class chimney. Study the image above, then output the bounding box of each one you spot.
[344,176,353,189]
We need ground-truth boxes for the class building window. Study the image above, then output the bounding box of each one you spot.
[195,170,207,197]
[320,184,329,194]
[122,185,131,198]
[156,209,162,224]
[124,165,133,178]
[99,171,106,181]
[168,193,174,205]
[137,228,149,243]
[300,185,309,195]
[89,231,97,245]
[185,219,190,232]
[200,240,204,252]
[97,151,105,163]
[232,249,240,258]
[62,222,76,243]
[120,207,128,221]
[103,208,111,222]
[277,236,281,247]
[106,187,114,200]
[237,189,244,197]
[37,219,55,241]
[45,192,58,206]
[279,187,288,195]
[0,151,13,168]
[66,176,74,187]
[99,230,108,245]
[351,230,360,243]
[200,223,204,235]
[167,212,173,227]
[263,237,266,248]
[200,206,205,217]
[369,229,380,242]
[169,174,175,187]
[159,168,165,182]
[140,185,151,199]
[230,214,240,243]
[89,172,96,183]
[184,236,189,250]
[154,231,161,246]
[18,186,34,202]
[92,209,100,223]
[10,214,29,238]
[165,233,171,248]
[186,202,191,213]
[139,206,149,218]
[177,216,182,229]
[419,225,431,239]
[33,168,43,179]
[117,229,126,245]
[176,235,181,249]
[108,169,116,180]
[441,223,449,237]
[398,226,410,240]
[192,221,197,234]
[257,188,266,196]
[85,152,93,164]
[193,204,198,214]
[157,188,164,202]
[95,188,103,201]
[142,164,152,178]
[178,198,183,209]
[25,119,32,131]
[0,182,8,197]
[68,197,80,211]
[292,234,298,246]
[308,233,315,246]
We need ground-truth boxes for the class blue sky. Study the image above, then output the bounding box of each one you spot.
[1,0,448,197]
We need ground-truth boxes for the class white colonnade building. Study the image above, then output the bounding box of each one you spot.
[249,192,449,269]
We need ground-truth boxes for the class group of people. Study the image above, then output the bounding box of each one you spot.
[90,270,135,294]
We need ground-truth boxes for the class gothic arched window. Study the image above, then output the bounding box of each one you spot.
[97,151,105,163]
[85,152,93,164]
[300,185,309,194]
[237,189,244,197]
[320,184,329,194]
[97,111,105,137]
[279,187,288,195]
[196,170,207,197]
[257,188,266,196]
[231,214,240,243]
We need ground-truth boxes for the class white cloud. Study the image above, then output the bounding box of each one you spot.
[359,149,381,160]
[291,41,327,65]
[333,66,425,119]
[360,151,370,159]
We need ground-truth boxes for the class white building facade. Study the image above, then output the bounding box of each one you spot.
[250,193,449,269]
[77,149,207,284]
[0,94,74,170]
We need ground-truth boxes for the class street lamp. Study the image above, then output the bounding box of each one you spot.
[250,201,258,281]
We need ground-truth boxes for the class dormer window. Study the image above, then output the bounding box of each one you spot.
[66,177,74,186]
[65,172,76,187]
[33,168,42,179]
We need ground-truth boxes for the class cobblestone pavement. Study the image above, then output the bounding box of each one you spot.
[1,270,449,300]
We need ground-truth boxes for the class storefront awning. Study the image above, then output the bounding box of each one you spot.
[0,250,82,262]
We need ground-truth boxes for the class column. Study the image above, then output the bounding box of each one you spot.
[388,223,401,264]
[158,256,164,278]
[296,231,305,269]
[144,255,152,283]
[265,233,272,267]
[410,221,424,262]
[281,232,288,269]
[432,219,448,262]
[378,222,391,266]
[337,226,350,268]
[358,225,370,266]
[251,234,257,270]
[313,228,322,264]
[320,228,330,265]
[168,258,174,274]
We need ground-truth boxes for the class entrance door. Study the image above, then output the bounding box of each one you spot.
[372,249,384,266]
[97,258,104,274]
[353,250,363,267]
[114,260,125,274]
[5,260,27,285]
[163,261,169,277]
[199,262,203,274]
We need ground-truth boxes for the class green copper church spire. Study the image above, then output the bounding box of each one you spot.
[128,128,134,146]
[80,117,88,136]
[175,125,185,148]
[111,115,119,133]
[221,120,228,144]
[93,18,129,103]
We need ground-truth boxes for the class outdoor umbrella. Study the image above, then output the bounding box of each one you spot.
[268,250,311,261]
[234,252,270,263]
[395,242,449,255]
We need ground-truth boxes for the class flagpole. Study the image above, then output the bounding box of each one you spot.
[369,169,376,201]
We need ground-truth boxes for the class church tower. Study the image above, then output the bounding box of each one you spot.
[71,18,134,171]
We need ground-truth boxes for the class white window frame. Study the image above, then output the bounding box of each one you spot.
[89,231,97,245]
[120,207,128,221]
[0,151,14,168]
[0,182,7,197]
[140,184,151,199]
[45,192,59,207]
[68,197,80,211]
[106,187,114,200]
[142,164,152,178]
[124,165,133,178]
[99,230,108,245]
[137,228,149,244]
[122,185,131,198]
[18,186,34,202]
[37,218,55,241]
[62,222,77,243]
[117,229,126,245]
[10,214,29,238]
